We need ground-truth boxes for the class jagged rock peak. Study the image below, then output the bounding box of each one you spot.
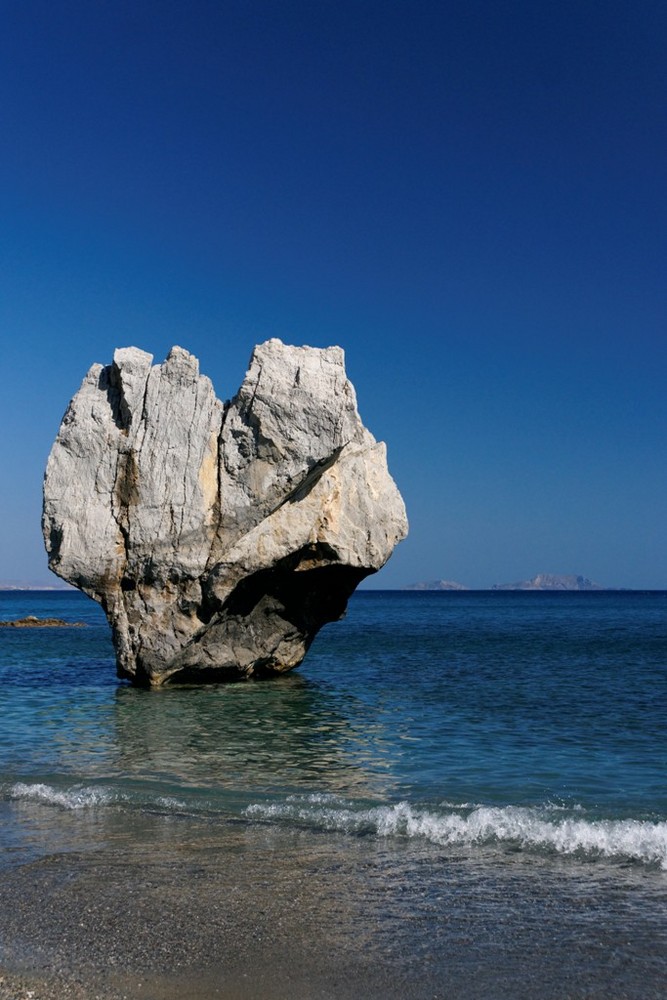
[43,340,408,686]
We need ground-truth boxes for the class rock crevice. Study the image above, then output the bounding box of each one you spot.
[43,340,407,686]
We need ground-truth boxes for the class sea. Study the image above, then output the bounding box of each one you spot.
[1,588,666,997]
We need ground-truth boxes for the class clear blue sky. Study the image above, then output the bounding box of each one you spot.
[1,0,665,589]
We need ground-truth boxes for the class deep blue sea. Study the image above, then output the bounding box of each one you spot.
[1,589,666,996]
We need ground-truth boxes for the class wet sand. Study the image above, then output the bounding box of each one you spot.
[0,823,428,1000]
[1,820,666,1000]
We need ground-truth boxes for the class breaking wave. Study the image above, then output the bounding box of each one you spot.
[7,782,667,869]
[245,796,667,869]
[8,781,115,809]
[6,781,188,814]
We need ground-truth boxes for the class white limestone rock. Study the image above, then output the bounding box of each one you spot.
[43,340,407,685]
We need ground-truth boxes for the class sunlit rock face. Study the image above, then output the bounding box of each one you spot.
[43,340,407,686]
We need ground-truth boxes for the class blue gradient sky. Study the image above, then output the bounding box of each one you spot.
[1,1,665,588]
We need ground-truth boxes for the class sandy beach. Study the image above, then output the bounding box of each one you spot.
[2,816,666,1000]
[0,826,428,1000]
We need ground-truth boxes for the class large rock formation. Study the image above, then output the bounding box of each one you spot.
[43,340,407,686]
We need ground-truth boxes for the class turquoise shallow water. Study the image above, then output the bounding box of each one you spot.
[1,588,666,869]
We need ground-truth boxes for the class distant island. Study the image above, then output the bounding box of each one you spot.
[491,573,603,591]
[404,573,607,591]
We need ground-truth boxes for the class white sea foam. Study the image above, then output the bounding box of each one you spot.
[244,797,667,869]
[7,782,193,817]
[155,795,188,810]
[9,782,667,869]
[9,781,114,810]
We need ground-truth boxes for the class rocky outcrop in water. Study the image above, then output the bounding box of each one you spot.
[43,340,407,686]
[0,616,85,628]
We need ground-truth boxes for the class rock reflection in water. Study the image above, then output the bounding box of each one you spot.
[112,673,392,799]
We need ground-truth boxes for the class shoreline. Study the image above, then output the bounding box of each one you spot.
[1,819,666,1000]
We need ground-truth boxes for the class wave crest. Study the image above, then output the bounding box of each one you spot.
[245,797,667,869]
[8,782,666,869]
[7,781,190,813]
[8,781,113,810]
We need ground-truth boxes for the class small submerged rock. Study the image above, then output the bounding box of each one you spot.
[0,616,86,628]
[43,340,407,686]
